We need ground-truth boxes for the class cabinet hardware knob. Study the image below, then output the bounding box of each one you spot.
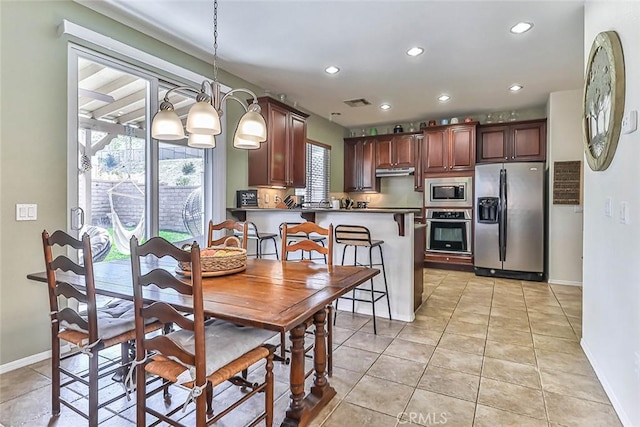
[504,157,508,159]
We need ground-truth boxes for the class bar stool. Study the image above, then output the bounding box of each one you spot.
[243,222,279,259]
[333,225,391,334]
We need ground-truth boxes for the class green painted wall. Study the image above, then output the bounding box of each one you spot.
[0,0,345,365]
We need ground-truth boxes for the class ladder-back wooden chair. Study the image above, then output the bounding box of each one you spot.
[129,236,276,426]
[281,222,335,376]
[41,230,162,426]
[207,219,248,247]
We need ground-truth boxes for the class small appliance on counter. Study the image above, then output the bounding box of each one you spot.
[236,190,258,208]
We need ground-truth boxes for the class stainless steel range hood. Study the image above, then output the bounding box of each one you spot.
[375,167,415,177]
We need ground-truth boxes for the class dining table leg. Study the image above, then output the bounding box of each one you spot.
[283,323,307,426]
[282,310,337,427]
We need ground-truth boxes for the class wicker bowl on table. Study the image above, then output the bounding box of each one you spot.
[177,236,247,276]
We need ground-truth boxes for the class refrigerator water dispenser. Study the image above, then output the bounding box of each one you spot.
[477,197,499,223]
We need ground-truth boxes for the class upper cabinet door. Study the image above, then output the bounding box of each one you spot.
[268,105,289,186]
[394,135,416,168]
[343,140,359,192]
[511,121,546,161]
[374,137,394,169]
[477,125,509,163]
[476,120,547,163]
[449,125,475,171]
[414,135,424,191]
[423,129,448,172]
[289,113,307,188]
[360,139,377,191]
[247,97,309,187]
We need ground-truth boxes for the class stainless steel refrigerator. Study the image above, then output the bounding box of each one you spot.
[474,162,545,281]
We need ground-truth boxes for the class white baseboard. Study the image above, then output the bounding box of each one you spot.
[547,279,583,286]
[581,339,632,427]
[0,345,71,375]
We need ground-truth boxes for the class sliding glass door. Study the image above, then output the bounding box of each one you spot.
[68,46,214,262]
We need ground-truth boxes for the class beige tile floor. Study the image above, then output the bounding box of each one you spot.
[0,269,622,426]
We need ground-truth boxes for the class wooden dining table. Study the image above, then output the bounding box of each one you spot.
[28,257,379,427]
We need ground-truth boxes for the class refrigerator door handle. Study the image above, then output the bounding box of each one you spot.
[499,168,507,262]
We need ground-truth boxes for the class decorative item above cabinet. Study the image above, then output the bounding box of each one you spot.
[477,119,546,163]
[248,97,309,187]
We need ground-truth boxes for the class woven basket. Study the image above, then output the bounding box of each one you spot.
[179,236,247,274]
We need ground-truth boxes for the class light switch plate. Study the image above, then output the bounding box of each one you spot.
[620,201,629,224]
[605,198,612,217]
[621,110,637,134]
[16,204,37,221]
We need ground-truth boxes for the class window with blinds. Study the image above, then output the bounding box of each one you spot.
[296,141,331,203]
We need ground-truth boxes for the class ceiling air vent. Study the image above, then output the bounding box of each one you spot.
[343,98,371,108]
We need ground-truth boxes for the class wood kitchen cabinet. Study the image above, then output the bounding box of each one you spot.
[477,119,547,163]
[375,134,416,169]
[422,123,476,175]
[248,97,309,187]
[344,137,379,192]
[414,134,424,191]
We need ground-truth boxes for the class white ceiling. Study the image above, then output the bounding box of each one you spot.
[78,0,585,129]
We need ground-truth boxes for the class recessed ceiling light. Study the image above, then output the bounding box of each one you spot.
[437,94,451,102]
[325,65,340,74]
[509,84,524,92]
[407,47,424,57]
[510,22,533,34]
[380,103,391,110]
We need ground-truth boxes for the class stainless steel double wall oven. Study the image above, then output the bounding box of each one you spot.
[424,177,473,256]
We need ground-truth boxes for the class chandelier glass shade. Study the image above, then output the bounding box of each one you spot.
[188,133,216,149]
[150,109,185,140]
[150,0,266,149]
[185,100,221,135]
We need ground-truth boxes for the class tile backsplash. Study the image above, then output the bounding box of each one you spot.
[348,176,423,207]
[255,188,288,208]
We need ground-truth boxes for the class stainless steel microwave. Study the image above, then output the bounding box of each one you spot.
[424,176,473,208]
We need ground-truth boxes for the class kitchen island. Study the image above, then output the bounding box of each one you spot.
[228,207,423,322]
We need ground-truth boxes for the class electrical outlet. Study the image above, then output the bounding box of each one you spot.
[621,110,637,134]
[264,193,269,204]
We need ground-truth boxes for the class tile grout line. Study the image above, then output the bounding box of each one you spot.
[474,274,495,427]
[522,280,552,424]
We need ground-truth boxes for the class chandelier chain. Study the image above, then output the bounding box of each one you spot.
[213,0,218,82]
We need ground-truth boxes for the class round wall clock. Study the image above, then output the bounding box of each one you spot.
[582,31,625,171]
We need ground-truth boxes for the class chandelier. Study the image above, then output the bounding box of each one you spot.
[151,0,266,149]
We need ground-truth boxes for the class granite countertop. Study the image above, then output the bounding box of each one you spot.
[228,207,422,214]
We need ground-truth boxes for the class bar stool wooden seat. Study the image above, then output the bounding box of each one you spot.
[281,222,335,376]
[130,236,277,426]
[333,225,392,334]
[41,230,163,426]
